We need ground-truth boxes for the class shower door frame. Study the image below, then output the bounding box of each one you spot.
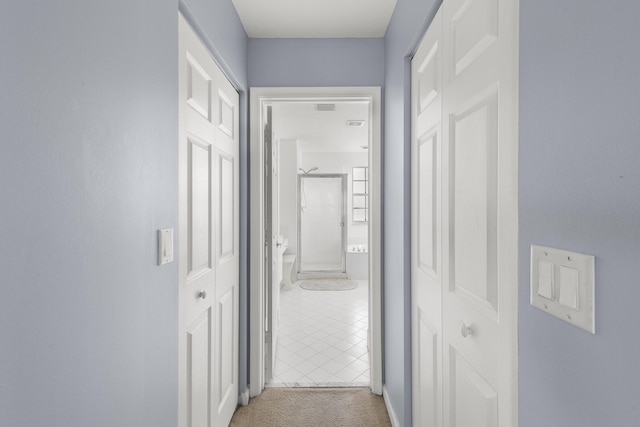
[297,173,348,276]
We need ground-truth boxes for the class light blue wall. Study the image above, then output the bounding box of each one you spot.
[182,0,247,85]
[519,1,640,426]
[383,1,440,425]
[0,1,247,426]
[248,38,385,87]
[5,1,637,426]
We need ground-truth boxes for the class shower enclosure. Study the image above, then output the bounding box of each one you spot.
[298,174,347,276]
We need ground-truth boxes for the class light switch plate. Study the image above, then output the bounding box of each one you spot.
[158,228,174,266]
[530,245,595,333]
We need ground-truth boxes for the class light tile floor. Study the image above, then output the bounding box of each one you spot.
[266,279,369,387]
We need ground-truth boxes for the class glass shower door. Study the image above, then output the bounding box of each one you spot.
[298,174,346,273]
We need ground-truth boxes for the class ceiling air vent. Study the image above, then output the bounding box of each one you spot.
[346,120,365,127]
[315,103,335,111]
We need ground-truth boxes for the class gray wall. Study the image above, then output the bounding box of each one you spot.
[383,0,439,425]
[0,1,247,426]
[519,1,640,426]
[4,0,637,426]
[248,38,385,87]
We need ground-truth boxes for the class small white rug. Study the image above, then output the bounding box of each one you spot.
[298,279,358,291]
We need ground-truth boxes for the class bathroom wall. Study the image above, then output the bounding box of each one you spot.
[299,151,369,247]
[278,139,299,255]
[278,147,369,275]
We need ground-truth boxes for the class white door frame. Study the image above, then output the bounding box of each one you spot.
[249,87,383,397]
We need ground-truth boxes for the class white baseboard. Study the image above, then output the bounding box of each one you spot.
[382,385,400,427]
[238,389,249,406]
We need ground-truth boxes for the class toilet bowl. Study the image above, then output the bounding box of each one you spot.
[281,254,296,291]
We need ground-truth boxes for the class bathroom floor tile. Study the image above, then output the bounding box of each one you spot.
[266,279,369,388]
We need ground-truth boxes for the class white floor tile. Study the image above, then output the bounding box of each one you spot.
[267,279,370,388]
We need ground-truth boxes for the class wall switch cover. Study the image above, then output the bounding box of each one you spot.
[530,245,595,334]
[158,228,174,266]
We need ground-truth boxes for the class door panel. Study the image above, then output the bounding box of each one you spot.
[187,311,211,427]
[412,0,518,425]
[264,107,279,381]
[216,287,235,409]
[418,131,438,275]
[450,0,498,77]
[219,155,235,259]
[411,8,443,427]
[218,92,235,138]
[188,137,213,278]
[212,69,239,427]
[417,310,439,427]
[450,90,498,315]
[442,0,518,424]
[179,14,239,427]
[270,134,280,381]
[450,348,498,427]
[186,55,212,121]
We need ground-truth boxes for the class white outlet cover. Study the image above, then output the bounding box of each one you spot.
[530,245,595,334]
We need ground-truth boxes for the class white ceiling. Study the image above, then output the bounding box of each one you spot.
[232,0,398,38]
[272,102,369,153]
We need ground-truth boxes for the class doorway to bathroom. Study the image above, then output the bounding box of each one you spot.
[249,87,382,397]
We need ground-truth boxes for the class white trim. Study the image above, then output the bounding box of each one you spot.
[238,390,249,407]
[249,87,383,397]
[383,385,400,427]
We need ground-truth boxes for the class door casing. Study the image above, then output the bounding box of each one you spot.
[249,87,383,396]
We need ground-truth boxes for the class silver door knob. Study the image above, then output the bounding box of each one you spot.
[460,323,473,338]
[197,290,207,300]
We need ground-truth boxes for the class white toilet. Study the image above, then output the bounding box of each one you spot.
[281,254,296,291]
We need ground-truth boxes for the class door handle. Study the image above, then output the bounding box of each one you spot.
[460,322,473,338]
[197,290,207,300]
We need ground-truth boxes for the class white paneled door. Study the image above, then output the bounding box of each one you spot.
[178,15,239,427]
[411,7,443,427]
[412,0,519,426]
[264,106,281,381]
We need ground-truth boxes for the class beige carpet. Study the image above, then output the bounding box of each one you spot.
[230,387,391,427]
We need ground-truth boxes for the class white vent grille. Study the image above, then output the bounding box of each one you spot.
[315,103,335,111]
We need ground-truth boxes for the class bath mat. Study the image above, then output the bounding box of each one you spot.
[298,279,358,291]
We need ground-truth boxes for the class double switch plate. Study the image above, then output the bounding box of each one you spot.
[530,245,595,334]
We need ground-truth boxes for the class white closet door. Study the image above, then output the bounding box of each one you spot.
[411,0,519,425]
[178,14,239,427]
[441,0,518,425]
[411,7,443,427]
